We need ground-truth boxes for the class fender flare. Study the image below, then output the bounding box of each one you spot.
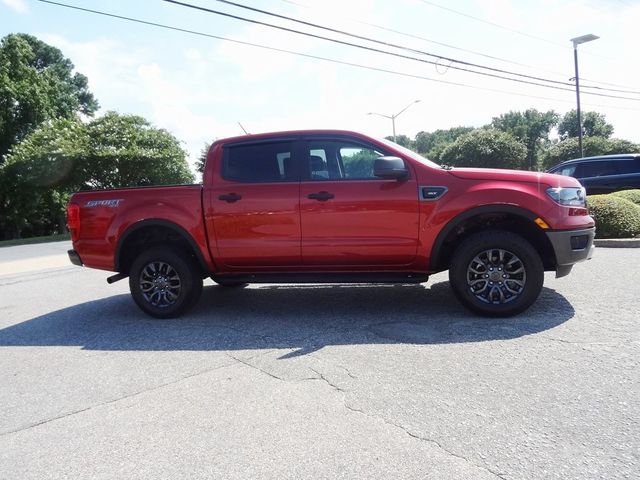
[114,219,209,274]
[429,205,539,271]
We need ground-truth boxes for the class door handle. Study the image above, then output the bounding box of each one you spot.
[307,191,334,201]
[219,193,242,203]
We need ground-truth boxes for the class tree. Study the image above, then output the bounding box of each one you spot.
[81,112,194,189]
[557,110,614,139]
[0,33,98,163]
[439,129,527,169]
[195,142,211,177]
[543,137,639,169]
[414,127,473,160]
[0,118,85,239]
[0,112,194,239]
[491,109,558,170]
[384,134,414,149]
[341,149,379,178]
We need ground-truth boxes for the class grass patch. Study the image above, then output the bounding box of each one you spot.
[0,233,71,248]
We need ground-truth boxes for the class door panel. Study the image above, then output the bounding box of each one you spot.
[299,139,419,266]
[206,140,301,268]
[301,180,419,266]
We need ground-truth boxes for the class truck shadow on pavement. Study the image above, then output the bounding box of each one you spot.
[0,281,574,356]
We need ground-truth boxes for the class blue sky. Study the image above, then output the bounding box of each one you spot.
[2,0,639,168]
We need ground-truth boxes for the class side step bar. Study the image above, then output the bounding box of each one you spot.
[211,272,429,285]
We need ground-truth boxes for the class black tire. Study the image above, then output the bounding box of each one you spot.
[448,230,544,317]
[129,247,203,319]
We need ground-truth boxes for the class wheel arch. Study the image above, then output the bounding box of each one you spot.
[115,219,209,276]
[429,205,557,272]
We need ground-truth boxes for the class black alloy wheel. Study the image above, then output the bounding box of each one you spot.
[449,230,544,317]
[129,247,203,318]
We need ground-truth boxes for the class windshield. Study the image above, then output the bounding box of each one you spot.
[377,137,442,169]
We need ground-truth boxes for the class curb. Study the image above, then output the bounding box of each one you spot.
[594,238,640,248]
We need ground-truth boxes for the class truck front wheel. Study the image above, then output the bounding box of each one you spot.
[129,247,203,318]
[448,230,544,317]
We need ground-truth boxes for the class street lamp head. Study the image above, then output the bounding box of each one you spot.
[571,34,599,48]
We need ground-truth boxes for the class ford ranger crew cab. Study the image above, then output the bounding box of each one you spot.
[67,130,595,318]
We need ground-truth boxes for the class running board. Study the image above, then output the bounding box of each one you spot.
[212,272,429,285]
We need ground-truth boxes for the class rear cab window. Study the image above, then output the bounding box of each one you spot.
[222,141,295,183]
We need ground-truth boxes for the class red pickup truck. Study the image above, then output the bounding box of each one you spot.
[67,130,595,318]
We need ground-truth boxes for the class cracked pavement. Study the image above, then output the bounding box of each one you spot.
[0,242,638,479]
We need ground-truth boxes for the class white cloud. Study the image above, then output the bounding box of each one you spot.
[35,34,236,170]
[473,0,524,29]
[2,0,28,14]
[31,0,640,165]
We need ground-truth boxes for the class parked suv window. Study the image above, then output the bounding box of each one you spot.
[558,165,577,176]
[615,159,640,174]
[578,160,619,178]
[223,142,294,182]
[305,140,387,180]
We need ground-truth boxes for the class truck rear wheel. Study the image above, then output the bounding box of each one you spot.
[129,247,203,319]
[448,230,544,317]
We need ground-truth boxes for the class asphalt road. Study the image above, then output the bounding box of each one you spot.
[0,242,638,479]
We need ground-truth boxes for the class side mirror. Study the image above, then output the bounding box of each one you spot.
[374,156,409,179]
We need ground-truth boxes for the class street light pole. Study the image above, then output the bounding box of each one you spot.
[570,34,599,158]
[368,100,420,142]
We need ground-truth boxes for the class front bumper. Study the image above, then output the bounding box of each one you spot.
[68,249,83,267]
[545,227,595,278]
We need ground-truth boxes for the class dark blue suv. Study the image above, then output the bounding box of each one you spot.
[547,154,640,194]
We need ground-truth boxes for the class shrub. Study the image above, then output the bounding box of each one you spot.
[587,195,640,238]
[612,189,640,206]
[439,128,527,169]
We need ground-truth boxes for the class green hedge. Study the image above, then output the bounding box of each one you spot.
[611,189,640,206]
[587,194,640,238]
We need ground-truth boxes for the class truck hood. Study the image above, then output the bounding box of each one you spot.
[448,167,580,188]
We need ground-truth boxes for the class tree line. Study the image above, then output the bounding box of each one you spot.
[390,109,638,171]
[1,33,638,241]
[0,33,193,240]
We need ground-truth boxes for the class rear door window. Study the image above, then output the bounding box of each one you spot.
[578,160,619,178]
[615,159,640,174]
[222,141,295,182]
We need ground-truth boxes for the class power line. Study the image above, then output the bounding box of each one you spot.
[276,0,553,71]
[187,0,640,96]
[419,0,566,48]
[231,0,640,96]
[211,0,579,89]
[276,0,554,71]
[418,0,619,63]
[276,0,640,92]
[162,0,640,101]
[420,0,618,61]
[33,0,640,113]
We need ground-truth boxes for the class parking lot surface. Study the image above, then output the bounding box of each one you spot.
[0,242,638,479]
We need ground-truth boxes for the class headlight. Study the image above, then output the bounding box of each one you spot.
[546,187,586,207]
